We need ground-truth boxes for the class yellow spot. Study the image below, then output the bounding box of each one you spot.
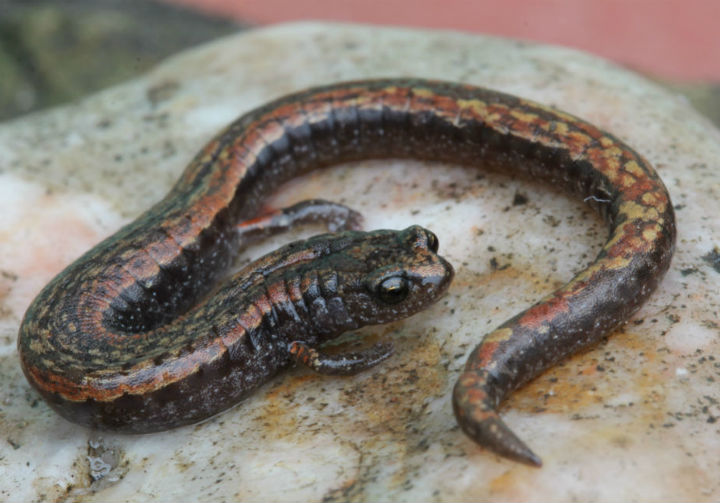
[573,245,632,279]
[217,148,235,162]
[549,121,569,135]
[599,156,621,181]
[456,98,489,116]
[197,153,214,165]
[412,87,435,99]
[567,131,593,149]
[487,112,504,123]
[600,145,624,160]
[623,160,645,178]
[599,136,615,147]
[510,109,539,124]
[484,328,513,344]
[643,193,661,207]
[619,200,660,221]
[620,172,638,189]
[643,226,660,242]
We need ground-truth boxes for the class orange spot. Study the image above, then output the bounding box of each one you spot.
[472,340,501,369]
[518,291,572,330]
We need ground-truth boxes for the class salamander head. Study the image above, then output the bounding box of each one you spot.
[297,224,455,335]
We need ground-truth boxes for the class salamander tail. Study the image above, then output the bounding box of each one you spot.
[452,370,542,467]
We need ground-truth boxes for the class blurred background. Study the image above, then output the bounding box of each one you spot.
[1,0,718,124]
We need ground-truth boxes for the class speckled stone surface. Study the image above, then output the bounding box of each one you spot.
[1,22,718,502]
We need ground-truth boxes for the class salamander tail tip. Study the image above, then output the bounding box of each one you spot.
[505,437,543,467]
[453,370,543,467]
[462,411,543,467]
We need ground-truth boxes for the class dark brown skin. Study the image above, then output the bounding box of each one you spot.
[17,79,675,466]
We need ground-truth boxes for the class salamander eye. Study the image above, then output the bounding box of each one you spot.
[426,231,439,253]
[376,276,409,304]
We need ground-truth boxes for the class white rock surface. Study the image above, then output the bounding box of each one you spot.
[1,22,718,502]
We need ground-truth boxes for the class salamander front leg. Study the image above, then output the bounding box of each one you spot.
[289,340,394,376]
[235,199,363,242]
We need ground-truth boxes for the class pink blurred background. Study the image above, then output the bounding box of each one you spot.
[164,0,720,81]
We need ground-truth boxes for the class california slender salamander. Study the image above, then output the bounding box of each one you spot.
[18,79,676,466]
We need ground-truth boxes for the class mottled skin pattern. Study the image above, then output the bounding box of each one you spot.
[17,79,675,466]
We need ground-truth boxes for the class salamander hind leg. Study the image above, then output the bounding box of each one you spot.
[289,340,394,376]
[235,199,364,242]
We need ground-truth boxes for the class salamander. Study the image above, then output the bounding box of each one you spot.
[17,79,676,466]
